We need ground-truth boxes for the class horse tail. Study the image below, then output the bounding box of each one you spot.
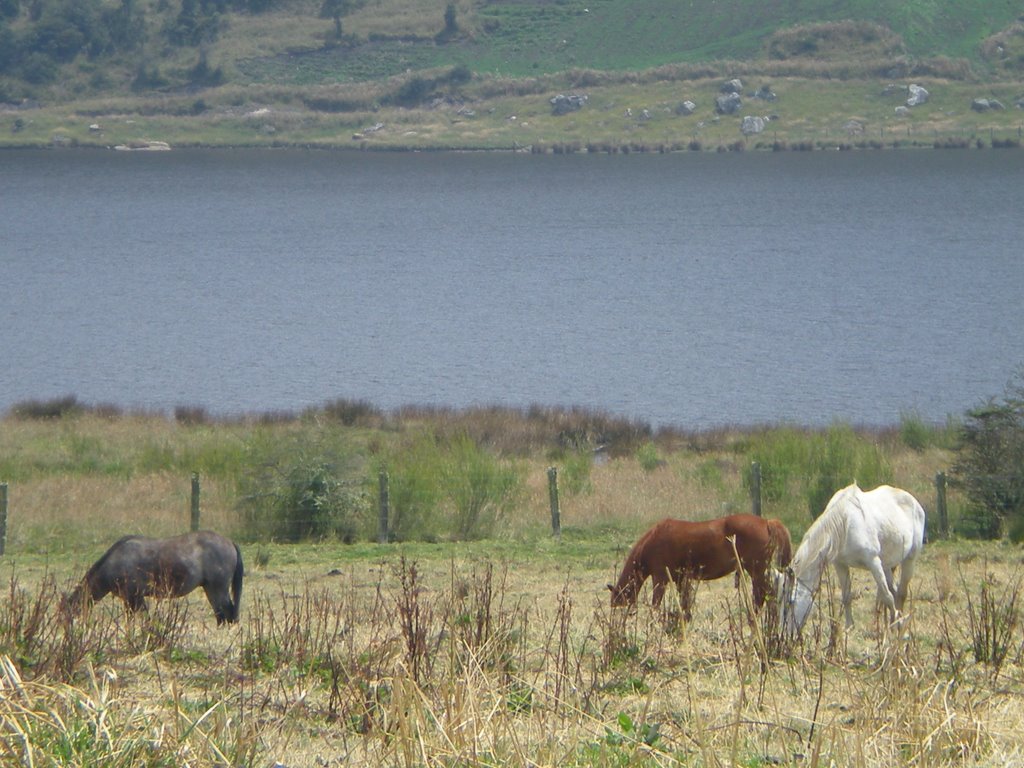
[767,519,793,569]
[230,542,244,622]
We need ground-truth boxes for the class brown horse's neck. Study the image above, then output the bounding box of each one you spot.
[611,533,652,606]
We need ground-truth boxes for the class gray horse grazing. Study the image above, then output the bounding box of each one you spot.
[67,531,243,624]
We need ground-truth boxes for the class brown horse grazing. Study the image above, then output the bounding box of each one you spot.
[608,514,792,617]
[66,531,243,624]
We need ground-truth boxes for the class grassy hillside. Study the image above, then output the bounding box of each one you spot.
[2,0,1023,149]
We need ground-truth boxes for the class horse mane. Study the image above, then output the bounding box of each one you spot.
[619,522,659,579]
[84,535,141,580]
[790,485,858,582]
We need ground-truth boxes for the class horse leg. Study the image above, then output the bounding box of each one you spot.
[650,572,669,608]
[674,576,696,622]
[835,563,855,628]
[865,557,898,624]
[203,584,235,625]
[122,590,147,614]
[750,568,767,611]
[895,556,916,612]
[876,566,897,616]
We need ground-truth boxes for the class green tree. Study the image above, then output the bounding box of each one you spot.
[952,368,1024,539]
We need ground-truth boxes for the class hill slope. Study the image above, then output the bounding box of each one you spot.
[2,0,1022,99]
[2,0,1023,150]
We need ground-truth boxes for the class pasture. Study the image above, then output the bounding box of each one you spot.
[2,410,1024,766]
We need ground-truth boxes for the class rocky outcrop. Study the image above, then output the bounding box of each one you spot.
[907,84,929,106]
[550,93,587,115]
[741,115,766,135]
[971,98,1005,112]
[715,92,742,115]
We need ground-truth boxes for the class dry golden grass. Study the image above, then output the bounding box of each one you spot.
[5,537,1024,766]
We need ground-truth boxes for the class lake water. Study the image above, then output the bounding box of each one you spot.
[2,148,1023,429]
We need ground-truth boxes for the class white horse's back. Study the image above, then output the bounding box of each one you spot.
[851,484,926,569]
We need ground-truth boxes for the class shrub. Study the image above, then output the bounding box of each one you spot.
[743,424,891,517]
[9,395,82,420]
[443,434,522,540]
[635,442,663,473]
[557,451,593,496]
[952,369,1024,540]
[374,433,446,542]
[744,427,813,502]
[237,427,369,542]
[899,410,931,451]
[377,432,522,541]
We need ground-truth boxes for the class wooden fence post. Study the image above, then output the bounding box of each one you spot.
[0,482,8,556]
[749,462,762,517]
[935,471,948,539]
[547,466,561,538]
[190,473,201,532]
[378,471,390,544]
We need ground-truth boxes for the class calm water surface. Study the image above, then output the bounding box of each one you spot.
[2,148,1023,428]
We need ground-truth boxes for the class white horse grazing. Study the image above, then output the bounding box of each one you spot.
[779,484,926,634]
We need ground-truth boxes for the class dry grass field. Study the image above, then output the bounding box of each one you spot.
[2,412,1024,766]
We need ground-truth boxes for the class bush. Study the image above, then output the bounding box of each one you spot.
[377,432,522,541]
[744,427,813,502]
[9,395,82,420]
[557,451,593,496]
[237,427,370,542]
[952,369,1024,540]
[374,433,446,542]
[743,424,891,518]
[635,442,663,473]
[443,434,521,540]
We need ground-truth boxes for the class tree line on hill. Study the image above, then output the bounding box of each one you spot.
[0,0,272,97]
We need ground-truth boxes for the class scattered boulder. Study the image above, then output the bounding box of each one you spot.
[715,92,742,115]
[741,115,766,135]
[675,100,696,115]
[720,78,743,94]
[971,98,1005,112]
[843,119,864,136]
[753,84,777,102]
[895,105,910,116]
[550,93,587,115]
[907,84,929,106]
